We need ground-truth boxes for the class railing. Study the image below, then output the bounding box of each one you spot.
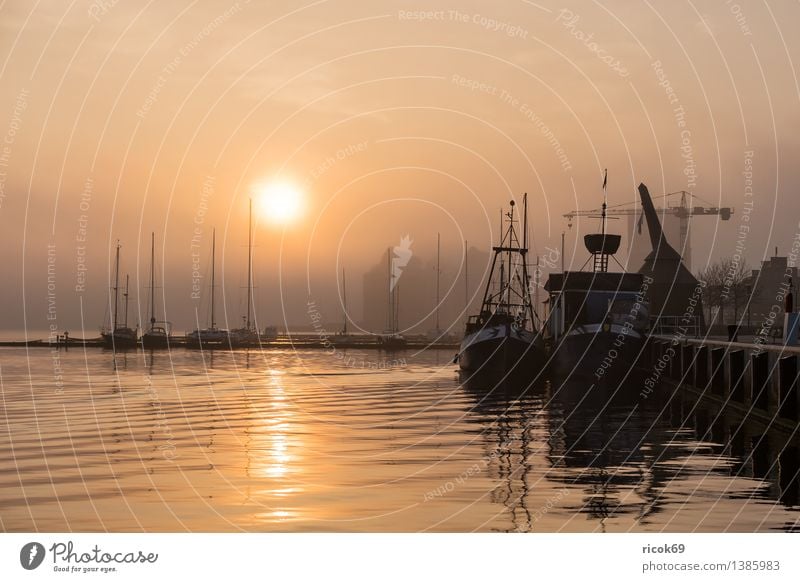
[649,315,702,339]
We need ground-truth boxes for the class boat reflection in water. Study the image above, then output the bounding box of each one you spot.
[459,368,800,531]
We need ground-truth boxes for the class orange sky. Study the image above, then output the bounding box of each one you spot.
[1,0,799,333]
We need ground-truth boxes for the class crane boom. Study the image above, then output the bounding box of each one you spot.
[564,190,734,271]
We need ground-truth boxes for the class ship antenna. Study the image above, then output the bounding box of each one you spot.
[601,168,608,239]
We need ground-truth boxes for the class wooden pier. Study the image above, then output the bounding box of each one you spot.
[647,334,800,432]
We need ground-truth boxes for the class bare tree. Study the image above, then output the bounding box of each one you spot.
[720,257,749,323]
[698,262,725,324]
[697,257,750,325]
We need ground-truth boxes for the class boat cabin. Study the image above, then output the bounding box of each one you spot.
[544,271,649,341]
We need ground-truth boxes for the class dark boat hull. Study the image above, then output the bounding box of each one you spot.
[141,334,170,349]
[458,325,545,375]
[101,330,138,350]
[551,327,646,383]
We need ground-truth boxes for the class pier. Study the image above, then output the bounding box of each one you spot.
[0,333,461,351]
[647,334,800,431]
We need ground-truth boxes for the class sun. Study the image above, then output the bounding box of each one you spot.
[254,181,304,225]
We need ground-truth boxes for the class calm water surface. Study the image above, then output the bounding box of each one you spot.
[0,346,798,532]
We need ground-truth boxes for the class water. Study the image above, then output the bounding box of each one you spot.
[0,347,798,532]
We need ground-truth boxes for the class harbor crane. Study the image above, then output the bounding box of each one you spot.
[563,190,733,269]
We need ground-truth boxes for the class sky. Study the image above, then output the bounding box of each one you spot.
[1,0,799,335]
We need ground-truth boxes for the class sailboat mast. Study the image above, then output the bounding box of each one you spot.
[395,285,400,334]
[464,240,468,314]
[342,268,348,335]
[124,274,130,329]
[246,199,253,330]
[113,242,120,330]
[386,247,391,331]
[211,228,216,330]
[435,233,440,331]
[150,232,156,329]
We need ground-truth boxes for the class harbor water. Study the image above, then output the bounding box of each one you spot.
[0,347,798,532]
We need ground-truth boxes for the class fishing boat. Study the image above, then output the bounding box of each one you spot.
[141,232,172,349]
[457,194,546,374]
[230,200,259,347]
[187,229,229,348]
[378,247,407,349]
[101,242,138,349]
[544,172,649,380]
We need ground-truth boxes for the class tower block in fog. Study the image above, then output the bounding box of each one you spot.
[637,183,705,331]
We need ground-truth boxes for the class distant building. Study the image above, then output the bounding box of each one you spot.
[743,254,798,327]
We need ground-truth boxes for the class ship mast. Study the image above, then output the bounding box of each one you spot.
[211,228,216,330]
[113,241,120,330]
[342,268,348,335]
[435,232,441,331]
[123,274,130,329]
[477,196,536,331]
[150,232,156,331]
[586,169,620,274]
[464,240,469,315]
[246,199,253,330]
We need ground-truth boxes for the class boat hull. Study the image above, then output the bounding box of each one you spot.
[458,324,545,375]
[141,333,170,349]
[186,330,230,349]
[551,324,646,382]
[101,329,138,350]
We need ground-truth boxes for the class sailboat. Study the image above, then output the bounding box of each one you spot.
[230,200,259,347]
[378,247,407,349]
[426,232,453,342]
[187,228,229,348]
[332,268,353,346]
[457,194,545,374]
[101,242,138,349]
[141,232,171,349]
[544,171,650,379]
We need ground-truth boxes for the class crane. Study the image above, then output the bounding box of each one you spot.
[563,191,733,269]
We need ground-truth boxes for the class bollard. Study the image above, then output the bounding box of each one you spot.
[778,355,798,421]
[682,344,694,386]
[711,348,725,396]
[696,347,709,391]
[730,350,745,403]
[752,352,770,410]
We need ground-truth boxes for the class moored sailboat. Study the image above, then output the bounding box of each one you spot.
[101,242,138,349]
[378,247,407,349]
[187,229,229,348]
[230,200,259,347]
[141,232,172,349]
